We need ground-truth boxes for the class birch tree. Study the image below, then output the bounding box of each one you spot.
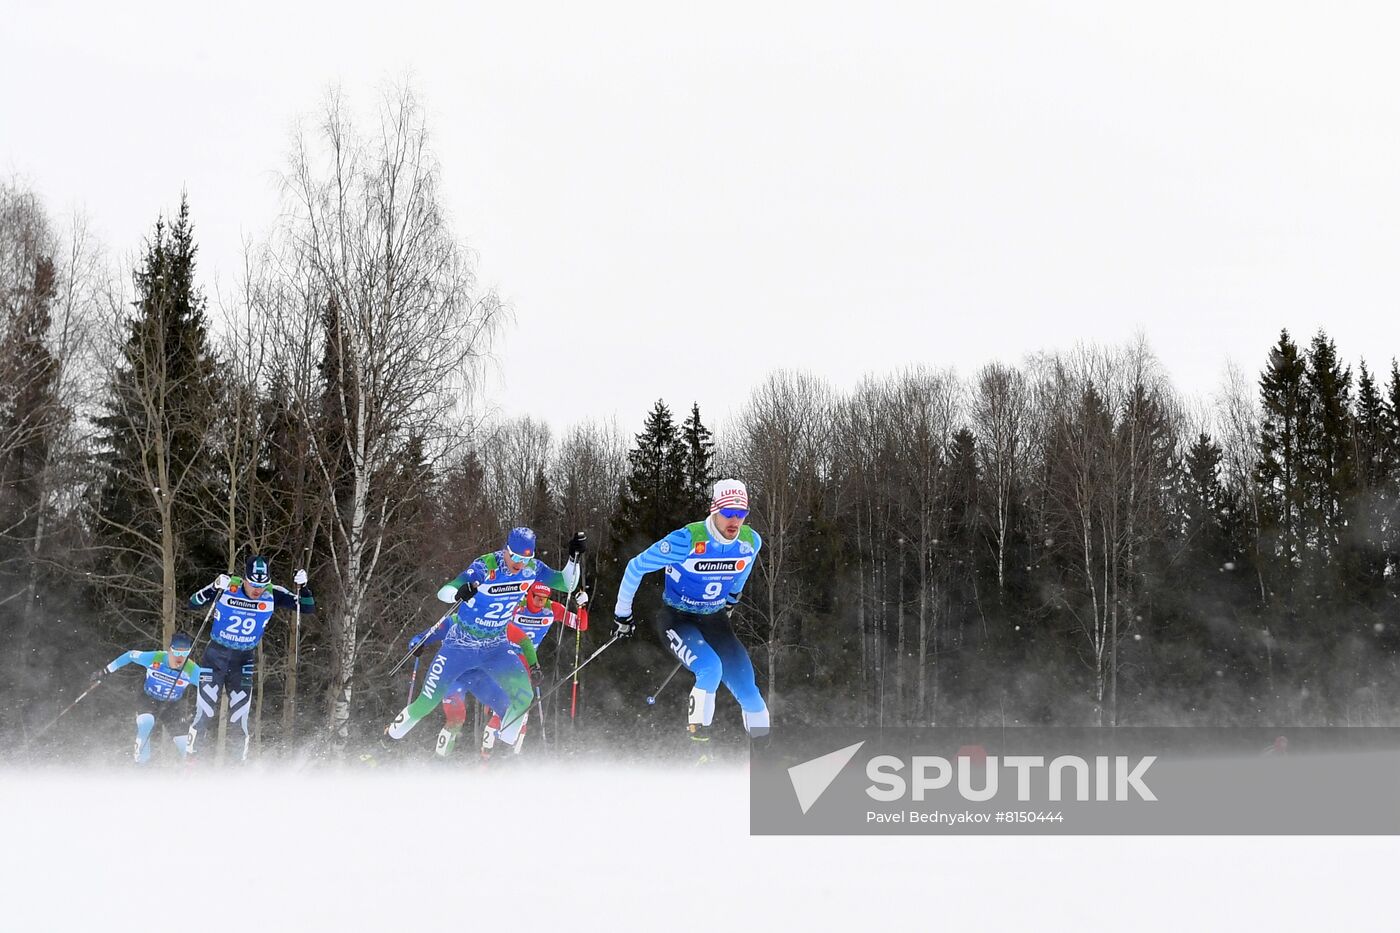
[732,370,833,710]
[887,366,959,722]
[970,361,1029,597]
[1039,342,1178,725]
[278,86,501,747]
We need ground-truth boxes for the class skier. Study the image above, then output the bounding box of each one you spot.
[91,631,205,763]
[384,526,584,756]
[612,479,769,758]
[184,555,314,760]
[477,582,590,757]
[406,614,541,759]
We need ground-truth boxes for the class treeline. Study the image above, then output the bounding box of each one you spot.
[694,341,1400,731]
[4,91,1399,757]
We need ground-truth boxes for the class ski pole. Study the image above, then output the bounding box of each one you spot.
[27,586,221,752]
[534,687,546,750]
[406,656,420,705]
[570,558,586,721]
[570,625,582,719]
[178,583,224,756]
[292,580,302,693]
[500,633,620,733]
[286,547,310,739]
[24,680,104,747]
[389,601,460,676]
[646,662,684,706]
[185,585,220,668]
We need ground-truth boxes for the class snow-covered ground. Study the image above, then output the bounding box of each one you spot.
[1,762,1394,931]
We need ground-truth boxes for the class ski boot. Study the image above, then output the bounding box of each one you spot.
[357,726,395,768]
[688,723,714,766]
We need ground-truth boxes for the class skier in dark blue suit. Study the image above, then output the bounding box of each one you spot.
[185,555,314,760]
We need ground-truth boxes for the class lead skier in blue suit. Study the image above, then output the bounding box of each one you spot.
[612,479,769,756]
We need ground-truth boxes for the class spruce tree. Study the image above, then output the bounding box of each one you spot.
[681,402,715,515]
[1382,361,1400,588]
[1182,433,1227,564]
[1255,329,1309,593]
[615,400,689,544]
[1354,362,1388,489]
[941,428,985,667]
[1387,361,1400,472]
[1302,330,1354,564]
[601,401,690,628]
[523,467,556,549]
[92,195,222,639]
[1346,361,1392,602]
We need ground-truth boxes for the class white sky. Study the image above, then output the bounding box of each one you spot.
[5,1,1400,436]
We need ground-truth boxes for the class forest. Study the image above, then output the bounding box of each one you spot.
[3,89,1398,760]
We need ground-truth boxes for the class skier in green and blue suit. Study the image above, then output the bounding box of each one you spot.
[385,526,584,755]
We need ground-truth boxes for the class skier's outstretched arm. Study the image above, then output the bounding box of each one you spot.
[534,561,580,596]
[270,583,316,616]
[614,528,692,619]
[101,650,157,675]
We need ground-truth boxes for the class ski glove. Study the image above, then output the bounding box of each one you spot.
[214,573,231,591]
[568,532,587,560]
[612,614,636,639]
[528,663,543,687]
[574,590,589,608]
[294,569,308,586]
[456,581,479,602]
[408,632,427,653]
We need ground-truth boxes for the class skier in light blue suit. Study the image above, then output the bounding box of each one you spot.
[91,632,206,763]
[613,479,770,755]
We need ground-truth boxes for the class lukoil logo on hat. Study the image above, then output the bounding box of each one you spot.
[710,479,748,513]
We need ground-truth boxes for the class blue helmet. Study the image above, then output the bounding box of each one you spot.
[170,632,194,652]
[505,527,536,562]
[245,555,271,586]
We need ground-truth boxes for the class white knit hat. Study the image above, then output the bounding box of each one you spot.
[710,479,749,513]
